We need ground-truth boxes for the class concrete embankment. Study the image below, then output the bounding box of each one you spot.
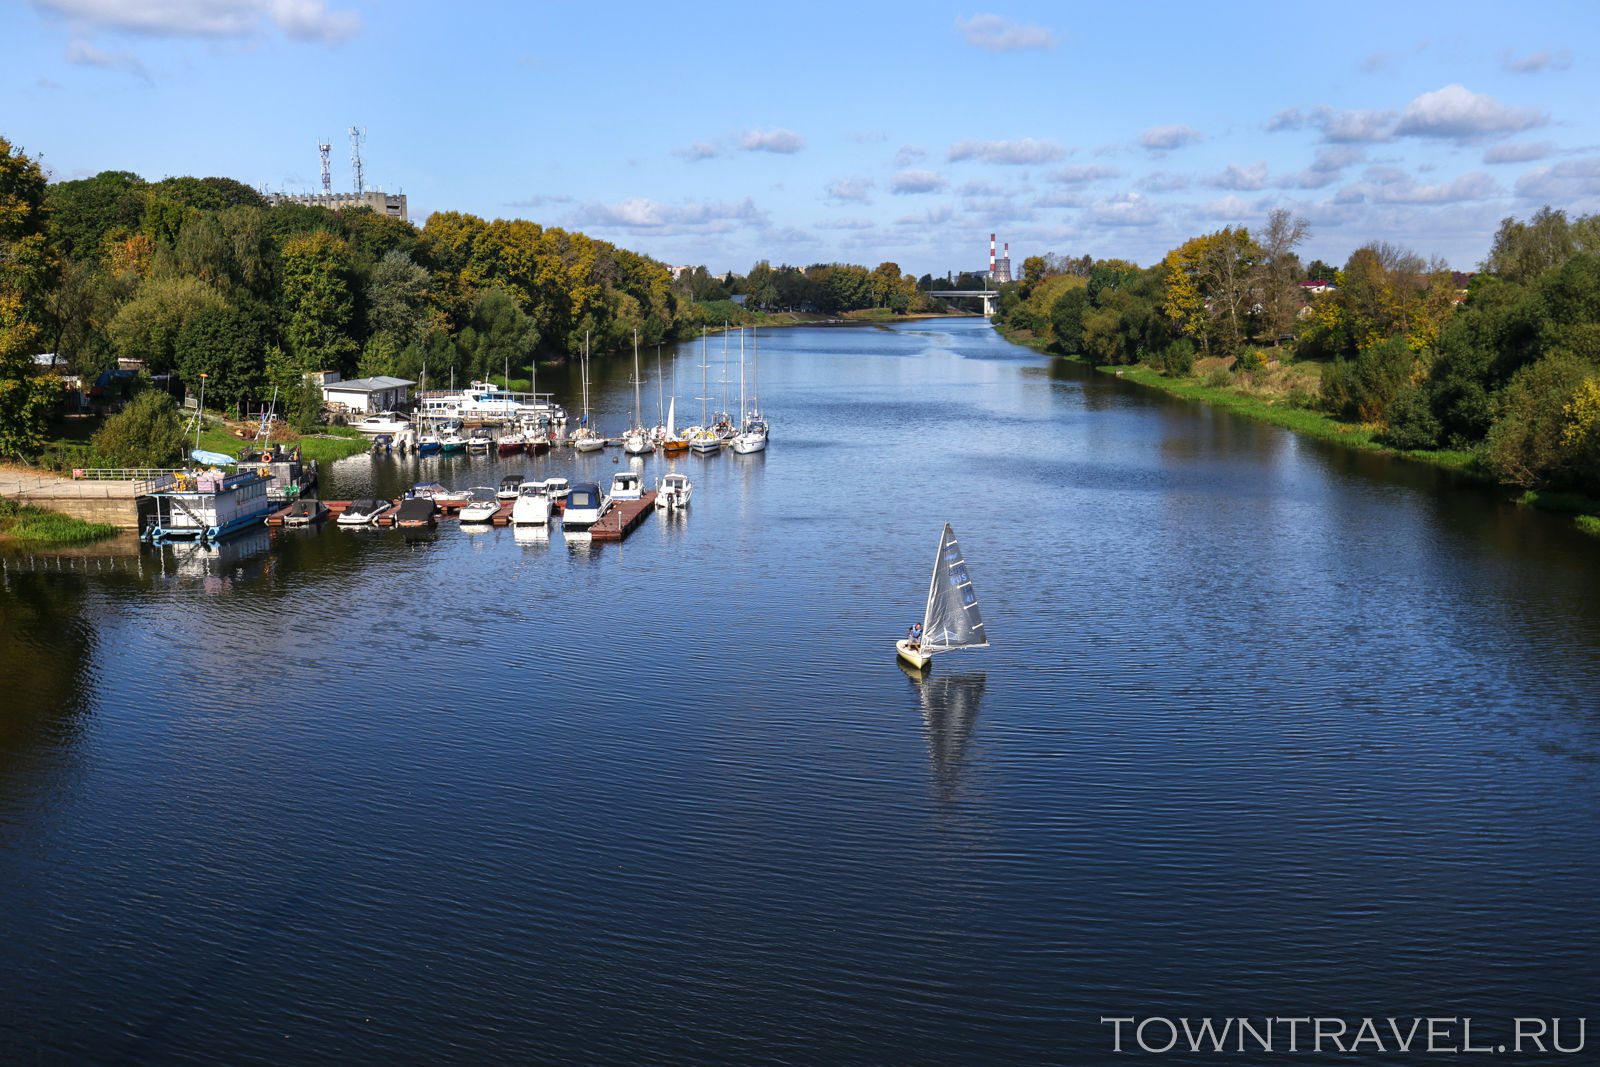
[0,472,152,529]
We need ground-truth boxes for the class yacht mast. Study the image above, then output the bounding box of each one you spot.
[633,328,642,432]
[739,327,746,426]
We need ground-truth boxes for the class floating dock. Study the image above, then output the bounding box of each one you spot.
[591,491,656,541]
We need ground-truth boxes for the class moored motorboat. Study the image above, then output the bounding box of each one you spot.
[439,429,466,453]
[282,499,329,526]
[395,497,437,527]
[497,475,525,500]
[465,427,494,453]
[497,431,526,456]
[511,481,552,525]
[655,472,691,509]
[353,411,411,435]
[542,476,570,507]
[561,481,606,529]
[458,488,500,523]
[609,470,643,502]
[338,498,388,526]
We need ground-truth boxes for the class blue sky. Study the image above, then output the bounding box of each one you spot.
[3,0,1597,276]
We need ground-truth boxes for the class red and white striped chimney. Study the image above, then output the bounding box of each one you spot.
[989,233,996,274]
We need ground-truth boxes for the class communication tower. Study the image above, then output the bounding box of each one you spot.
[317,140,332,194]
[349,125,367,193]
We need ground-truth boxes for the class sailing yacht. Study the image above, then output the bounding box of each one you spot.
[896,524,990,670]
[623,330,656,455]
[572,331,606,452]
[689,331,721,453]
[731,325,768,454]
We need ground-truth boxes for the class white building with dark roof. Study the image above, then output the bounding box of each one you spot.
[319,374,415,413]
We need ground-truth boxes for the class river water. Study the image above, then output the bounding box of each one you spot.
[2,319,1597,1065]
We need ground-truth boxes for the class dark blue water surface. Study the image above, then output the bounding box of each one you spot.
[2,320,1598,1065]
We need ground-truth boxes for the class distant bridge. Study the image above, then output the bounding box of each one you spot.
[927,290,999,315]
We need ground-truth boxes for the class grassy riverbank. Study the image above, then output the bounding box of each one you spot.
[994,323,1481,473]
[196,423,370,464]
[0,498,118,543]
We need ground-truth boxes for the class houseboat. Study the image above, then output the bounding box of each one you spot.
[143,469,274,544]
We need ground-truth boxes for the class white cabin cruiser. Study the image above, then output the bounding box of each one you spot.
[655,473,692,509]
[465,427,494,453]
[338,498,388,526]
[541,476,571,503]
[353,411,411,435]
[609,470,643,501]
[511,482,552,525]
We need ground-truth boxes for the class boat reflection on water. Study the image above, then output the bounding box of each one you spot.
[905,670,986,804]
[512,524,550,548]
[155,528,272,591]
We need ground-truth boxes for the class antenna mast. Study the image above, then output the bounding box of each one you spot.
[349,125,367,193]
[318,140,332,194]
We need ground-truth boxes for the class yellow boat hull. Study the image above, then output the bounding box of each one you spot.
[895,640,931,669]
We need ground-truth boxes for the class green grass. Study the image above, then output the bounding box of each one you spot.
[1575,515,1600,537]
[1516,490,1600,514]
[993,324,1483,475]
[195,424,370,464]
[0,499,118,543]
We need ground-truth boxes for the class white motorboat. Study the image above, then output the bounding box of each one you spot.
[459,487,500,523]
[609,470,643,502]
[542,476,571,503]
[497,474,525,500]
[562,481,606,529]
[511,481,552,525]
[895,524,990,670]
[353,411,411,435]
[338,497,388,526]
[465,427,494,453]
[655,473,692,509]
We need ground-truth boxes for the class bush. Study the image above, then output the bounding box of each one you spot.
[91,388,186,467]
[1161,339,1196,378]
[1483,351,1591,488]
[1204,365,1234,389]
[1234,348,1265,375]
[1383,383,1443,450]
[1286,386,1314,409]
[1576,515,1600,537]
[1320,337,1414,421]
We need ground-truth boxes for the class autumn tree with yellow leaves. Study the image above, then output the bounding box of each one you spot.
[0,137,64,455]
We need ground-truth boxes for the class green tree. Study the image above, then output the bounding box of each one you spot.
[0,137,64,456]
[45,170,145,260]
[365,249,432,345]
[90,387,185,466]
[1050,287,1090,355]
[457,288,539,381]
[281,230,358,373]
[175,302,272,411]
[106,275,227,372]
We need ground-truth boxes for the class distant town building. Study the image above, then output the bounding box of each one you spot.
[668,265,698,281]
[267,190,408,222]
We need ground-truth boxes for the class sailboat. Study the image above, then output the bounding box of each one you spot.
[688,331,720,453]
[731,323,768,454]
[573,331,605,452]
[896,524,990,670]
[623,330,655,455]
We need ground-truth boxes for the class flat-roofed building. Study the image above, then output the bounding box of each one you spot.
[268,190,408,222]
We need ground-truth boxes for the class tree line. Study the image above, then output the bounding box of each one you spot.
[995,206,1600,493]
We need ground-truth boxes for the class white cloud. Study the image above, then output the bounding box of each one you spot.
[890,169,948,194]
[825,176,874,203]
[1501,48,1573,74]
[1206,161,1270,191]
[1392,84,1546,142]
[817,218,875,230]
[1136,171,1189,193]
[847,130,888,143]
[892,205,955,226]
[1484,141,1555,164]
[1359,51,1397,73]
[1336,170,1501,205]
[739,127,805,153]
[1194,195,1263,221]
[1139,124,1203,150]
[565,196,767,236]
[1048,165,1120,185]
[508,194,573,208]
[1087,193,1161,226]
[1515,156,1600,200]
[1280,146,1366,188]
[1034,190,1086,208]
[893,144,927,167]
[1266,107,1306,132]
[672,141,722,162]
[63,38,145,75]
[954,14,1056,53]
[958,179,1004,197]
[947,138,1064,164]
[1317,107,1398,143]
[39,0,359,42]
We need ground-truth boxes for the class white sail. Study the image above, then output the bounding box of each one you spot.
[920,524,988,654]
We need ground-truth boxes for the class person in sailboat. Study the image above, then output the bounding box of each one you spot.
[907,622,922,651]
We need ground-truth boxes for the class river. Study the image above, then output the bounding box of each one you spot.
[2,319,1597,1065]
